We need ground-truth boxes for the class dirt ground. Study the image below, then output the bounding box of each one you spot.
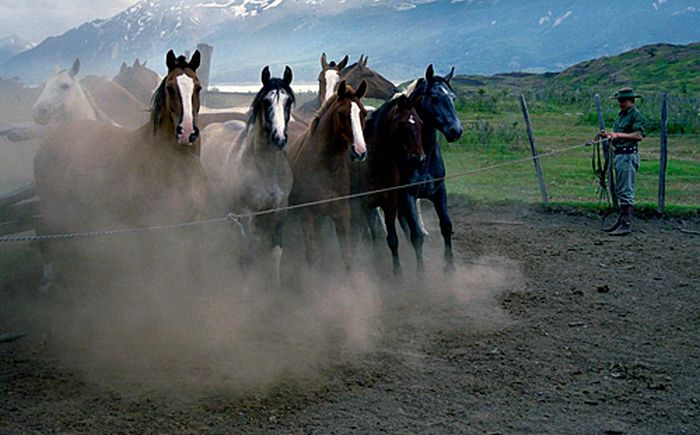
[0,203,699,434]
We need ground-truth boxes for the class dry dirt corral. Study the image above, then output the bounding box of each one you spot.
[1,203,699,434]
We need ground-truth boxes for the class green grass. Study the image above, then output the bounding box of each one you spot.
[441,101,700,209]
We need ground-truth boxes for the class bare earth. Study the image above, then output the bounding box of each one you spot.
[1,203,698,434]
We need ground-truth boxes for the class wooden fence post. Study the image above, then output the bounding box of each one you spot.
[594,93,618,208]
[196,43,214,106]
[519,95,549,207]
[658,92,668,214]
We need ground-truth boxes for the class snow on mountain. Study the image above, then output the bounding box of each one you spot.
[3,0,700,83]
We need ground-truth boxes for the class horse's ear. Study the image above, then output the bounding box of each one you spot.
[68,59,80,78]
[189,50,201,71]
[119,62,128,74]
[283,66,293,85]
[166,50,177,70]
[261,66,271,86]
[445,66,455,83]
[53,64,60,74]
[356,80,367,99]
[142,60,147,67]
[338,55,349,70]
[321,53,328,69]
[337,80,347,99]
[363,56,369,66]
[133,58,140,68]
[425,64,435,82]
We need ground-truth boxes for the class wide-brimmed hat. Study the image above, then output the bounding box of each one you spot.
[612,87,642,99]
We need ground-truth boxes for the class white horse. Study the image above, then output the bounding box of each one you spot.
[32,59,115,127]
[201,66,295,280]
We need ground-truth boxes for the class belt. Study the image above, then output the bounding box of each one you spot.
[614,145,638,155]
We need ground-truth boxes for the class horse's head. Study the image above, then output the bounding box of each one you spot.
[409,65,463,143]
[32,59,90,125]
[151,50,202,147]
[341,55,400,101]
[328,80,368,161]
[113,58,161,102]
[388,95,424,166]
[318,53,348,104]
[250,65,295,149]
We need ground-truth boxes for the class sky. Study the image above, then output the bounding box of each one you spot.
[0,0,137,43]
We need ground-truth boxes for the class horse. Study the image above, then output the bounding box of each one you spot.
[30,59,147,130]
[294,53,398,123]
[287,80,368,271]
[113,58,161,106]
[350,94,424,274]
[398,64,463,272]
[200,66,295,278]
[32,59,115,127]
[33,50,208,290]
[341,55,399,102]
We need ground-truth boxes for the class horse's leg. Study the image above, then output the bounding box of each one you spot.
[368,207,386,242]
[270,213,285,286]
[399,192,425,273]
[301,210,318,268]
[332,202,353,272]
[382,197,401,275]
[416,199,430,236]
[430,183,454,272]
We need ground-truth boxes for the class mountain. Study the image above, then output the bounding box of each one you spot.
[0,35,33,66]
[3,0,700,84]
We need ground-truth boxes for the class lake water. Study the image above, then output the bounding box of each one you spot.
[210,83,318,94]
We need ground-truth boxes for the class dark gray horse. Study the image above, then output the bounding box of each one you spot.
[399,65,463,272]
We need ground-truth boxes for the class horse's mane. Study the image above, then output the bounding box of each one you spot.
[150,78,166,133]
[404,76,454,101]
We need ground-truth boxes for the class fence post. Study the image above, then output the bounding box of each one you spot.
[196,43,214,106]
[594,93,618,208]
[519,95,549,207]
[658,92,668,215]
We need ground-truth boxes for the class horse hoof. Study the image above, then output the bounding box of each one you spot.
[444,262,455,274]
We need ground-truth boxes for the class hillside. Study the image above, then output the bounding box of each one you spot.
[451,43,700,98]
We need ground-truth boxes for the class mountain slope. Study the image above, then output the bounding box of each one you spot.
[3,0,700,83]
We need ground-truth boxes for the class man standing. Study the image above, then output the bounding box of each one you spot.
[602,87,645,236]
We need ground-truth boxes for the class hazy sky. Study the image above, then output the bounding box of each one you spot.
[0,0,137,42]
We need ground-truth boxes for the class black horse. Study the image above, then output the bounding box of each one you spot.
[350,94,424,274]
[400,64,463,272]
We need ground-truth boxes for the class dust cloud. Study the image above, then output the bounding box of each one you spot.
[19,208,521,397]
[0,76,521,398]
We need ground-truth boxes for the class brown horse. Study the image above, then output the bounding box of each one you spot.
[350,95,424,274]
[294,53,398,124]
[341,55,400,102]
[113,58,161,107]
[33,50,207,289]
[287,80,368,270]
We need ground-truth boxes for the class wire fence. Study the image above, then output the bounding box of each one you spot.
[0,140,597,243]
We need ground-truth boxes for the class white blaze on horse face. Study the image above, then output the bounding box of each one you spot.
[267,89,289,143]
[323,69,339,103]
[350,102,367,155]
[176,74,196,145]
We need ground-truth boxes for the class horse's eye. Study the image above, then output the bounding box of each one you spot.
[60,83,70,90]
[195,85,202,93]
[166,85,176,96]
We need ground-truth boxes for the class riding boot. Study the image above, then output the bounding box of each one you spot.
[610,205,632,236]
[603,213,622,232]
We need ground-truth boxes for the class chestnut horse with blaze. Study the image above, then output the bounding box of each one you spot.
[287,80,368,271]
[33,50,208,289]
